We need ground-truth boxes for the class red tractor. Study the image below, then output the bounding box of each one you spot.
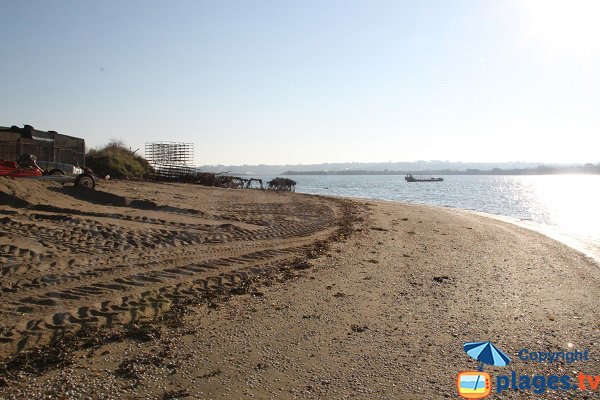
[0,154,43,177]
[0,160,43,177]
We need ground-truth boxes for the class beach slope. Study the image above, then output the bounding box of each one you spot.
[1,180,599,399]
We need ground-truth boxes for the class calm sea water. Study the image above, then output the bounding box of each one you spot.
[264,175,600,262]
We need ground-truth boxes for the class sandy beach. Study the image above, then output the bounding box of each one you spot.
[1,178,599,399]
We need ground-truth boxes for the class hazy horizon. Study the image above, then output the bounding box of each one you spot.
[195,160,599,176]
[197,160,591,167]
[2,1,599,165]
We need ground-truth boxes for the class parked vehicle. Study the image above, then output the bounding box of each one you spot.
[0,154,96,188]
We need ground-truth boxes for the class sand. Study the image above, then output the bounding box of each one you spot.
[0,178,599,399]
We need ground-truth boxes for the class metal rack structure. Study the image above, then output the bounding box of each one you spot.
[144,142,195,178]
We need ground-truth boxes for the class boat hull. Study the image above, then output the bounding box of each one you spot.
[405,175,444,182]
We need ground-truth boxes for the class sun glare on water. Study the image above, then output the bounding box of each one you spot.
[528,175,600,237]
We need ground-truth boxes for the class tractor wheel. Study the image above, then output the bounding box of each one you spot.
[75,173,96,189]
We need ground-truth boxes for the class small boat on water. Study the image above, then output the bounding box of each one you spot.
[405,174,444,182]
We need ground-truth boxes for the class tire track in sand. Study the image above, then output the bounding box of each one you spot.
[0,180,343,357]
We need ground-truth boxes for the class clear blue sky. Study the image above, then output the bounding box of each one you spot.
[1,0,598,165]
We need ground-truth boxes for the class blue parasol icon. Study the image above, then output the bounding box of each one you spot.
[463,341,511,395]
[464,341,511,371]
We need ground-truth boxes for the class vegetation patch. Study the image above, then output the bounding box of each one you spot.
[86,140,154,179]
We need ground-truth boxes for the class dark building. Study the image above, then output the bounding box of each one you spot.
[0,124,85,167]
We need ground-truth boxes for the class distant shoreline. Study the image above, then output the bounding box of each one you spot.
[282,166,600,175]
[198,162,600,176]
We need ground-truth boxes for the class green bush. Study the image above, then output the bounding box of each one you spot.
[86,140,154,179]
